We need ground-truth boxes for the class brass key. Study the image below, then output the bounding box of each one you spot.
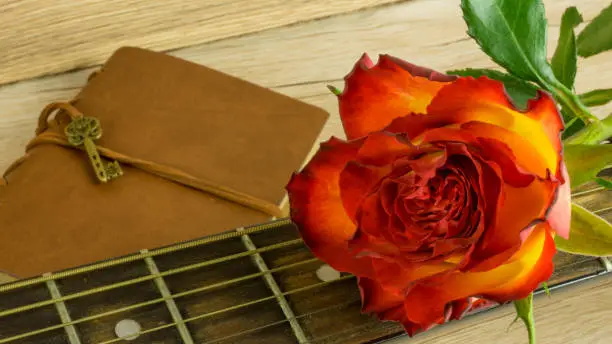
[65,116,123,183]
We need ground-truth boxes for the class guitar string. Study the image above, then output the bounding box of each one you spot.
[269,259,612,344]
[2,211,611,344]
[166,254,612,344]
[571,186,604,197]
[1,253,599,344]
[95,275,357,344]
[0,187,607,342]
[0,238,304,318]
[0,218,294,294]
[200,298,362,344]
[0,256,325,343]
[108,254,609,344]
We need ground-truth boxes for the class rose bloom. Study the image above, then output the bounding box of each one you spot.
[286,54,571,334]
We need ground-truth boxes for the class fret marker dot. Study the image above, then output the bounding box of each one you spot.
[316,264,340,282]
[115,319,141,341]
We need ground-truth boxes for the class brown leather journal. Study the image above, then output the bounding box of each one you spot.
[0,47,328,279]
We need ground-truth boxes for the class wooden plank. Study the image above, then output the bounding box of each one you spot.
[0,0,610,173]
[0,0,402,85]
[0,0,611,340]
[381,274,612,344]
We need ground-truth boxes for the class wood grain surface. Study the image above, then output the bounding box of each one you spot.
[0,0,402,85]
[1,0,611,343]
[383,275,612,344]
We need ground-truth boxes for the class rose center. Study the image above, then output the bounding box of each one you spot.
[396,170,472,238]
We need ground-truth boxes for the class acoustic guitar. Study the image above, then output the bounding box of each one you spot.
[0,182,609,344]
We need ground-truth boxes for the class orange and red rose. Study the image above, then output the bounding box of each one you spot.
[286,54,571,334]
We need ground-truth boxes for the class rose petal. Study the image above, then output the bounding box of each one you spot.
[355,130,415,166]
[481,223,556,302]
[371,258,456,293]
[384,306,425,337]
[339,161,390,221]
[406,151,446,178]
[419,124,541,183]
[359,275,430,336]
[354,192,389,238]
[449,298,472,321]
[383,55,457,83]
[287,137,373,277]
[339,54,451,139]
[359,276,404,313]
[428,78,561,175]
[431,237,474,256]
[461,122,552,181]
[466,170,556,272]
[350,226,402,258]
[524,92,564,154]
[402,223,555,326]
[546,161,571,239]
[414,128,555,271]
[386,77,561,176]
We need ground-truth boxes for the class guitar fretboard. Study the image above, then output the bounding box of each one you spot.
[0,183,610,344]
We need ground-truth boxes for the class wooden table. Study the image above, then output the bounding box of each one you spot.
[0,0,611,343]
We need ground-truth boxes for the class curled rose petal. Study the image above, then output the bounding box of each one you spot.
[546,161,571,239]
[287,137,373,277]
[358,276,426,336]
[385,77,562,177]
[359,276,404,313]
[467,171,557,272]
[339,54,452,139]
[401,223,555,326]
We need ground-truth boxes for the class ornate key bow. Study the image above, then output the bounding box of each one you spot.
[65,116,123,183]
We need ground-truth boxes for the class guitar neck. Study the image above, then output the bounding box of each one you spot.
[0,184,610,344]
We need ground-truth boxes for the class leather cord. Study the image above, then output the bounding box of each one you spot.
[3,93,283,218]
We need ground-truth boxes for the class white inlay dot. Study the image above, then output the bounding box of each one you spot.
[316,264,341,282]
[115,319,141,341]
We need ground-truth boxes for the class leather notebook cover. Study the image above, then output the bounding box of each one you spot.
[0,47,328,279]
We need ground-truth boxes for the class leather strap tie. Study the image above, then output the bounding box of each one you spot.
[3,98,283,218]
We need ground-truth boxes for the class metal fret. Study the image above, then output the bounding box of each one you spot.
[237,227,309,343]
[142,250,195,344]
[0,218,293,294]
[43,273,82,344]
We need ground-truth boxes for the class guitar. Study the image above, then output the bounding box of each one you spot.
[0,183,609,344]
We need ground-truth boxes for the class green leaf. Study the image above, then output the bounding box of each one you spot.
[577,3,612,58]
[461,0,558,88]
[460,0,599,124]
[579,89,612,107]
[561,115,585,141]
[551,7,583,89]
[447,68,538,109]
[555,203,612,256]
[541,282,551,297]
[564,143,612,188]
[564,115,612,145]
[595,177,612,189]
[513,293,537,344]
